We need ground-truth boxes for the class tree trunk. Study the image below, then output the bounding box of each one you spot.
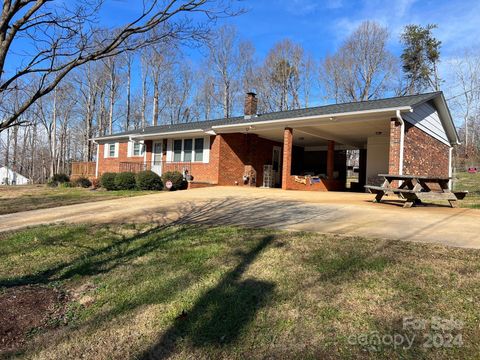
[50,89,57,177]
[126,58,131,130]
[141,66,147,128]
[152,75,159,126]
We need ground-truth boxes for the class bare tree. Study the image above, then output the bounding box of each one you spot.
[207,25,253,117]
[0,0,240,132]
[124,53,133,131]
[256,39,304,112]
[102,56,121,134]
[448,50,480,167]
[145,42,176,126]
[449,50,480,148]
[320,21,397,103]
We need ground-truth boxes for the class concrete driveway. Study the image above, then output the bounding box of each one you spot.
[1,186,479,248]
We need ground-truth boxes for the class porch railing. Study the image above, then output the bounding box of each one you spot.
[119,162,149,173]
[119,161,192,175]
[162,161,192,175]
[71,161,96,178]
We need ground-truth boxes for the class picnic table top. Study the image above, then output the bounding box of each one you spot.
[378,174,451,181]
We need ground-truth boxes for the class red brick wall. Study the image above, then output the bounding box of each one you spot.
[282,128,293,190]
[217,133,282,186]
[97,141,145,175]
[284,176,344,191]
[162,136,219,184]
[96,132,330,189]
[403,123,450,177]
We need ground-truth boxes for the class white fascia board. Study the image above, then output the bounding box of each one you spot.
[434,96,461,145]
[131,129,206,140]
[211,106,412,130]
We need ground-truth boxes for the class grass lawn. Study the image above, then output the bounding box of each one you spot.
[453,172,480,209]
[0,185,157,215]
[1,224,479,359]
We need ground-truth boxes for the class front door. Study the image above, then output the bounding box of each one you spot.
[151,141,163,175]
[272,146,282,187]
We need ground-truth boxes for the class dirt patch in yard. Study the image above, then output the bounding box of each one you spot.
[0,286,68,355]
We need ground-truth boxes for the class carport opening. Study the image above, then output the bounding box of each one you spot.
[288,146,367,192]
[291,147,347,183]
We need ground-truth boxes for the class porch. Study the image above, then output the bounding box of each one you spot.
[71,161,193,178]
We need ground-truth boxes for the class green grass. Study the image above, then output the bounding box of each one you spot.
[1,224,480,359]
[452,172,480,209]
[0,185,157,215]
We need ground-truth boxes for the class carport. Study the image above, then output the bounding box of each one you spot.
[212,107,407,191]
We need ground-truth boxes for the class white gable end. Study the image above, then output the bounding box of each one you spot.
[403,102,450,146]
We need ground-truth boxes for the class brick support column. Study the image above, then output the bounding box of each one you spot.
[327,140,335,179]
[388,118,402,175]
[282,127,293,190]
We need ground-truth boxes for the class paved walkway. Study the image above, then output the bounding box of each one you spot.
[1,187,479,248]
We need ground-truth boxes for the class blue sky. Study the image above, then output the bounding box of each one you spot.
[100,0,480,97]
[105,0,480,57]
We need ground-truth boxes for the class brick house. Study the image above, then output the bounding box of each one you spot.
[92,91,459,191]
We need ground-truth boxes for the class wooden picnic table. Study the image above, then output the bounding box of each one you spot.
[365,174,468,208]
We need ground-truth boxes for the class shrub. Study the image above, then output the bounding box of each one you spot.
[114,172,136,190]
[73,177,92,188]
[136,170,163,190]
[161,171,187,191]
[100,172,117,190]
[52,173,70,183]
[47,173,70,187]
[59,182,73,188]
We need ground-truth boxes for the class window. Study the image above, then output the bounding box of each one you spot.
[194,138,204,162]
[153,142,162,165]
[107,143,116,157]
[170,137,207,163]
[133,142,144,156]
[184,139,193,162]
[173,140,182,162]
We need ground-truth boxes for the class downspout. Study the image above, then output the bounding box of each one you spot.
[93,140,99,178]
[448,146,453,190]
[395,110,405,176]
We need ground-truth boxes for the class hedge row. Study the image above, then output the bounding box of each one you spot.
[47,174,92,188]
[100,170,186,191]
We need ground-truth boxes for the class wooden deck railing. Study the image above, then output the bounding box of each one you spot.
[71,161,96,178]
[119,161,192,175]
[119,162,149,173]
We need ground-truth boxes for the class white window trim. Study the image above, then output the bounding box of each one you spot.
[128,140,145,157]
[104,142,118,158]
[166,136,209,163]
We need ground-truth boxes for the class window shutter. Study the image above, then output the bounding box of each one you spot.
[203,136,210,163]
[166,139,173,162]
[114,142,119,158]
[104,143,109,158]
[127,141,133,157]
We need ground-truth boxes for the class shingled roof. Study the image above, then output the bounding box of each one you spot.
[94,91,455,140]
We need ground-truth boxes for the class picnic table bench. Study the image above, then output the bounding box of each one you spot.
[365,174,468,208]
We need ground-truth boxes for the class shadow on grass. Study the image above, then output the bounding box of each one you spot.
[0,197,323,288]
[141,234,276,359]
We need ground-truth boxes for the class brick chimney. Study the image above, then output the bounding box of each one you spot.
[244,92,258,117]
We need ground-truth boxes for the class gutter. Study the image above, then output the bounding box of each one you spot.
[130,128,206,140]
[211,106,412,130]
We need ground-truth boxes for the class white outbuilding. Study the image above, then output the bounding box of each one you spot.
[0,166,30,185]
